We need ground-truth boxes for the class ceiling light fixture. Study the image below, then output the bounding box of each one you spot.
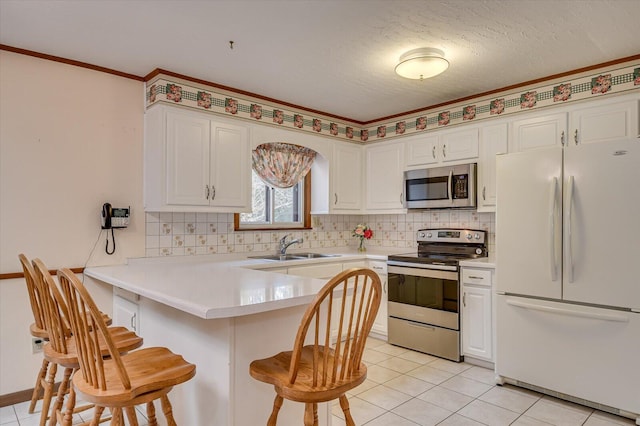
[395,47,449,80]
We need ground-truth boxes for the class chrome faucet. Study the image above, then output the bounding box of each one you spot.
[279,235,303,257]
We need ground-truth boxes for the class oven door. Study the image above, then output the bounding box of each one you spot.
[387,263,459,330]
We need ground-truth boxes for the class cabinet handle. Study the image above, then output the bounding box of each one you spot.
[574,129,579,145]
[463,292,466,307]
[211,185,216,200]
[205,185,210,200]
[384,280,387,294]
[482,186,486,201]
[131,312,137,331]
[468,275,484,280]
[442,144,446,158]
[432,146,436,159]
[334,193,338,205]
[561,131,565,146]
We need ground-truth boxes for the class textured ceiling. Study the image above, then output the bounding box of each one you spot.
[1,0,639,122]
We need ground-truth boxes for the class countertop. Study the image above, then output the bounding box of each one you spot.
[85,248,496,320]
[84,248,403,320]
[459,256,496,269]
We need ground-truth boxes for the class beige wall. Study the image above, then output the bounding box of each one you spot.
[0,51,145,394]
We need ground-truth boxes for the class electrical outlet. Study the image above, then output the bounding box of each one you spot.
[31,337,44,353]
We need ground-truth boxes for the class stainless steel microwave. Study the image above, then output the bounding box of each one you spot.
[403,163,477,209]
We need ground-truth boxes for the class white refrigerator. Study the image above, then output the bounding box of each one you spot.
[495,139,640,421]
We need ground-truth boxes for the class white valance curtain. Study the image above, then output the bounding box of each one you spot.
[251,143,317,189]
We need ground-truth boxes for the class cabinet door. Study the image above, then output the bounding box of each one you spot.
[406,135,439,166]
[440,128,479,162]
[478,123,508,212]
[166,111,211,206]
[113,294,139,333]
[366,142,405,210]
[332,143,362,211]
[570,98,639,146]
[512,112,567,151]
[461,285,492,361]
[369,261,388,337]
[210,122,250,208]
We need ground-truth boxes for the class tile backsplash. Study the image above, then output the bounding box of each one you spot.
[145,211,495,257]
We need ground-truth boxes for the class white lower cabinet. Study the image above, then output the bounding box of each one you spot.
[286,263,343,279]
[368,260,388,338]
[461,267,494,362]
[113,287,140,334]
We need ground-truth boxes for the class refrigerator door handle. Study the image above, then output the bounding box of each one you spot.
[567,175,575,283]
[505,299,629,323]
[549,177,558,281]
[448,170,453,203]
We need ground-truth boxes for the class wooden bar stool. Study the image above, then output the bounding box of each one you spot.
[18,254,113,418]
[32,259,143,426]
[250,268,381,426]
[57,267,196,426]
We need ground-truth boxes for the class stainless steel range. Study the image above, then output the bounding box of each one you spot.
[387,228,487,362]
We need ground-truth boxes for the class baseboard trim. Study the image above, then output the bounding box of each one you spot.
[0,382,61,407]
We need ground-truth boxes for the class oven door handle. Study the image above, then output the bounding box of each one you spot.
[448,170,453,203]
[387,261,458,272]
[388,264,459,280]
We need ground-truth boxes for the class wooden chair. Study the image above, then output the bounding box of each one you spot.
[57,267,196,426]
[32,259,143,426]
[19,253,54,416]
[249,268,382,426]
[18,254,113,417]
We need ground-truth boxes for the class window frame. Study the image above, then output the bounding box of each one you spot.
[234,172,312,231]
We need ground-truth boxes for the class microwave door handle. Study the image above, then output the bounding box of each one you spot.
[448,170,453,203]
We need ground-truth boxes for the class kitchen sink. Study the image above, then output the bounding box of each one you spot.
[248,253,341,261]
[292,252,340,259]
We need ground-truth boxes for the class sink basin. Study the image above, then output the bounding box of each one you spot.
[248,253,341,261]
[292,252,341,259]
[248,254,302,261]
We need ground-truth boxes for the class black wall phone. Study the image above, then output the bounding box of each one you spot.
[101,203,130,255]
[101,203,130,229]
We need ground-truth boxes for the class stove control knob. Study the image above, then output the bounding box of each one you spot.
[475,248,484,255]
[418,232,426,238]
[466,233,473,240]
[474,233,481,240]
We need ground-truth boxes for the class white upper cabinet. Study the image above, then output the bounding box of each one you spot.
[477,122,508,212]
[568,95,639,146]
[406,127,479,167]
[144,105,251,212]
[331,142,363,211]
[512,111,568,151]
[365,141,405,212]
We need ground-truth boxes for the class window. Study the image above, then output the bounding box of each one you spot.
[235,170,311,230]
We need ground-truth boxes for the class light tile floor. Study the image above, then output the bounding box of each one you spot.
[330,338,636,426]
[1,339,636,426]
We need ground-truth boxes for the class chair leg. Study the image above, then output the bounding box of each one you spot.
[303,403,318,426]
[90,406,105,426]
[339,395,356,426]
[29,359,49,413]
[48,367,73,426]
[267,395,283,426]
[160,395,176,426]
[61,375,78,426]
[109,407,123,426]
[146,401,157,426]
[125,407,139,426]
[39,362,58,426]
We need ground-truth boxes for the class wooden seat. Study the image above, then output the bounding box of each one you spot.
[18,254,113,417]
[249,268,382,426]
[32,259,143,426]
[57,267,196,426]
